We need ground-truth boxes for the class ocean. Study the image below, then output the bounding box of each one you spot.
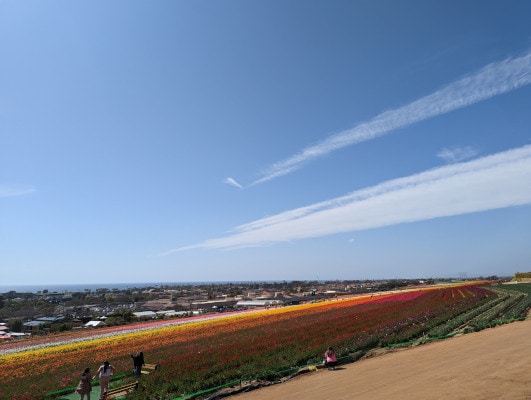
[0,280,281,294]
[0,282,178,294]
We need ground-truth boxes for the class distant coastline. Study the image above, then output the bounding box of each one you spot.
[0,280,286,294]
[0,282,171,294]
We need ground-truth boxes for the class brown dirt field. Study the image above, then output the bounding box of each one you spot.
[232,318,531,400]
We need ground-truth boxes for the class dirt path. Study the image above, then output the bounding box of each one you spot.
[232,318,531,400]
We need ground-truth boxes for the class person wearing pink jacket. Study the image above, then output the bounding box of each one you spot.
[324,347,337,370]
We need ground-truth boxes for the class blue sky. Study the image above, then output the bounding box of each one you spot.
[1,1,531,286]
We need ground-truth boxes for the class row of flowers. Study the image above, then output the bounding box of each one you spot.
[0,283,493,400]
[0,310,265,356]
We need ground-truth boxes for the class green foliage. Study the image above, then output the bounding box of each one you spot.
[427,293,501,337]
[7,318,24,332]
[109,309,135,322]
[58,323,71,332]
[468,289,524,331]
[39,322,52,331]
[496,283,531,295]
[493,283,531,320]
[104,316,125,326]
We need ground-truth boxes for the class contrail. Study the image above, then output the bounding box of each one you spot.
[0,185,36,198]
[162,144,531,254]
[224,177,243,189]
[251,51,531,185]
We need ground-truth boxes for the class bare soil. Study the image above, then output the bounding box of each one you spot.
[231,318,531,400]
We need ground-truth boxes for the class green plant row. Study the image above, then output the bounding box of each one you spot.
[468,291,522,331]
[427,292,503,337]
[492,284,531,321]
[498,283,531,295]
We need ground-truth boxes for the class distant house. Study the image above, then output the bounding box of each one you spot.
[23,316,66,331]
[6,332,30,339]
[156,310,189,318]
[23,321,46,330]
[0,326,10,340]
[85,320,106,328]
[36,316,65,324]
[235,300,283,308]
[133,311,157,319]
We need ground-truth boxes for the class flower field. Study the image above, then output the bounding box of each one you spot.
[0,283,495,400]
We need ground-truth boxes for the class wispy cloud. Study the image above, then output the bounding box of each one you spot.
[224,177,243,189]
[0,185,36,198]
[164,144,531,253]
[250,51,531,185]
[437,146,478,163]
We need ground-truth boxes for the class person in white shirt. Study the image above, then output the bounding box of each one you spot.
[93,361,115,400]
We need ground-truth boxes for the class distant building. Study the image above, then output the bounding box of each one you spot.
[23,316,65,330]
[235,299,283,308]
[35,316,65,324]
[85,320,106,328]
[133,311,157,319]
[156,310,188,318]
[513,272,531,283]
[23,321,46,330]
[0,325,10,340]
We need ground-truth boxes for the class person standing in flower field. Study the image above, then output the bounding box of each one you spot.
[324,346,338,370]
[93,360,115,400]
[130,351,145,377]
[75,367,92,400]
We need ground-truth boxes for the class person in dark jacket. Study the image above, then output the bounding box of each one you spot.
[131,351,145,377]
